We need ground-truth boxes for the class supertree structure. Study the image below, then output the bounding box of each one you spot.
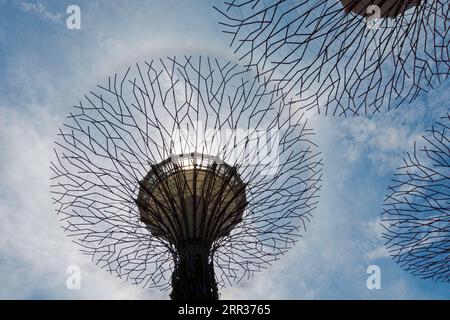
[215,0,450,116]
[381,113,449,283]
[50,56,323,299]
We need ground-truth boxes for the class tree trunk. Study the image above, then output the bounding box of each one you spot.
[170,246,218,300]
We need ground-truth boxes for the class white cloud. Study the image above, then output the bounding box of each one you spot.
[0,106,167,299]
[0,0,448,300]
[17,1,62,24]
[0,0,239,300]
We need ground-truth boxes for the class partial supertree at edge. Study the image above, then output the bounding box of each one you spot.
[382,113,449,283]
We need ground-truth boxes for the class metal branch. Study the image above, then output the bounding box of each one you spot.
[51,55,323,297]
[215,0,449,116]
[382,113,450,283]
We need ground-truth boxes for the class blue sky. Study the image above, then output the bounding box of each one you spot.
[0,0,448,299]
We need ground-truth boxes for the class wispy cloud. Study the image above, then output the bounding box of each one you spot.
[0,106,167,299]
[0,0,448,300]
[16,1,62,24]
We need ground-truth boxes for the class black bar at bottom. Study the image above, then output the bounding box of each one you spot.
[0,300,447,319]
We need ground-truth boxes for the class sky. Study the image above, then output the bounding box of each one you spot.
[0,0,448,299]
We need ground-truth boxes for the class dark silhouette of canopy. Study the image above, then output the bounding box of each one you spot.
[51,55,323,298]
[216,0,449,116]
[382,113,449,283]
